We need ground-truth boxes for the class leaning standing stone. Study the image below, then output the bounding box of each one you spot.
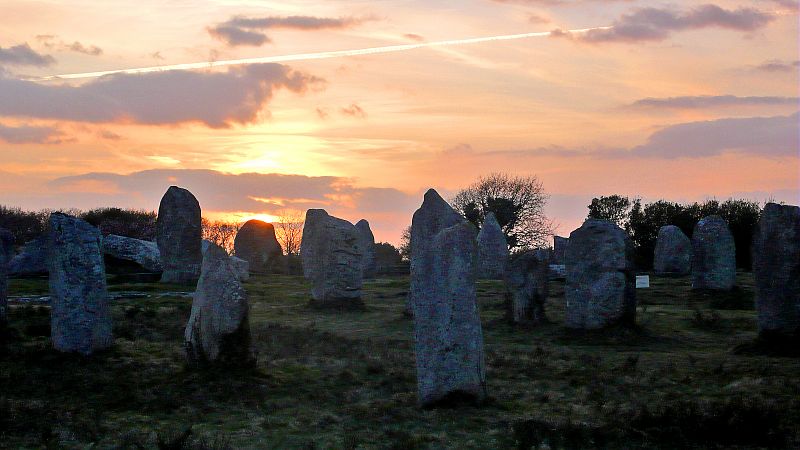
[102,234,163,273]
[477,212,509,279]
[355,219,377,279]
[753,203,800,339]
[156,186,203,284]
[653,225,691,276]
[48,214,112,355]
[234,219,284,274]
[505,250,549,324]
[411,191,486,406]
[0,228,13,332]
[565,219,636,329]
[691,215,736,290]
[185,244,253,366]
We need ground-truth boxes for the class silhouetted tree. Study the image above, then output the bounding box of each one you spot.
[202,218,240,255]
[81,207,157,241]
[275,210,304,256]
[587,195,633,229]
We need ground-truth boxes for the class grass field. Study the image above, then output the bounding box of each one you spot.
[2,272,799,449]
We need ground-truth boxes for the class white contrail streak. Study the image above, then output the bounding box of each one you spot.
[37,26,611,81]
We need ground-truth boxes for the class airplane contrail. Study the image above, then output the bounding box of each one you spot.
[38,26,612,81]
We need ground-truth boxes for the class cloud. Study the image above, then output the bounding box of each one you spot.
[0,122,65,144]
[65,41,103,56]
[553,4,775,43]
[629,95,798,109]
[0,63,323,128]
[340,103,367,118]
[403,33,425,42]
[492,0,632,5]
[0,43,55,67]
[629,112,799,158]
[209,15,372,46]
[36,35,103,56]
[755,59,800,72]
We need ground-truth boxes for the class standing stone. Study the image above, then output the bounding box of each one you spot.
[505,250,549,324]
[156,186,202,284]
[234,220,284,274]
[408,189,465,315]
[185,244,253,366]
[102,234,163,273]
[300,209,364,307]
[0,228,13,332]
[565,219,636,329]
[477,212,509,279]
[230,256,250,281]
[8,235,48,275]
[48,214,111,355]
[553,236,569,265]
[691,215,736,291]
[411,190,486,406]
[355,219,377,279]
[753,203,800,339]
[653,225,691,276]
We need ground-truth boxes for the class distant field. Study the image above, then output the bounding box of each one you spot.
[2,272,799,449]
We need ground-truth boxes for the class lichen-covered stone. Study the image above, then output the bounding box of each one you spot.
[0,228,13,330]
[565,219,636,329]
[234,220,284,274]
[8,235,48,276]
[102,234,163,273]
[408,189,465,316]
[477,212,508,279]
[230,256,250,281]
[355,219,377,279]
[505,250,549,324]
[654,225,691,276]
[300,209,364,307]
[753,203,800,338]
[48,213,112,355]
[412,218,486,406]
[553,236,569,265]
[156,186,202,284]
[691,215,736,291]
[185,244,253,366]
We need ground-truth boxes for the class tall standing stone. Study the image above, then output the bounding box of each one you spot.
[48,214,112,355]
[234,220,284,274]
[156,186,202,284]
[753,203,800,339]
[553,236,569,265]
[185,244,253,366]
[300,209,364,307]
[691,215,736,291]
[653,225,691,276]
[477,212,509,279]
[411,190,486,406]
[408,189,465,315]
[0,228,13,332]
[565,219,636,329]
[355,219,377,279]
[505,250,549,324]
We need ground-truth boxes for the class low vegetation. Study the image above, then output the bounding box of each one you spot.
[2,272,799,448]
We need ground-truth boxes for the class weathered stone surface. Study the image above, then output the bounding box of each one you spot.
[8,235,48,276]
[412,218,486,406]
[300,209,364,307]
[234,220,284,274]
[48,213,112,355]
[185,244,253,366]
[553,236,569,265]
[505,250,549,324]
[102,234,162,273]
[230,256,250,281]
[156,186,202,284]
[691,215,736,291]
[355,219,377,279]
[565,219,636,329]
[753,203,800,338]
[0,228,13,330]
[408,189,465,316]
[477,212,509,279]
[654,225,691,276]
[201,239,213,254]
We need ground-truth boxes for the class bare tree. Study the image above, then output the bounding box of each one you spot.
[450,172,555,249]
[202,218,241,255]
[275,210,304,255]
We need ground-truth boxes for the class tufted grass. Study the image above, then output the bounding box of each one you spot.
[1,271,799,449]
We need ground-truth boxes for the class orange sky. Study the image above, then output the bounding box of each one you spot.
[0,0,797,243]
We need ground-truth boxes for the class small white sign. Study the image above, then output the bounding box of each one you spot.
[636,275,650,289]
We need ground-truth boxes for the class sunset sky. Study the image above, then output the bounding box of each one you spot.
[0,0,797,244]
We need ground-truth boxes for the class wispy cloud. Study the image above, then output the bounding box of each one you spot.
[340,103,367,118]
[754,59,800,73]
[209,15,373,46]
[629,95,798,109]
[0,122,65,144]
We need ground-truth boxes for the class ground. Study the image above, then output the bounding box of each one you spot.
[1,272,799,449]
